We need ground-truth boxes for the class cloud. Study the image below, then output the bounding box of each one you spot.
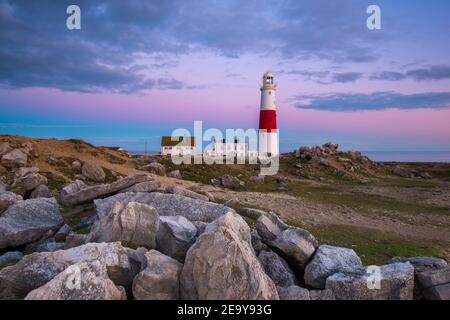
[332,72,364,83]
[370,65,450,81]
[293,91,450,111]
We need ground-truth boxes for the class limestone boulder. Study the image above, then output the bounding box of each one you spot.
[10,173,48,198]
[0,198,64,249]
[0,191,22,214]
[0,142,12,157]
[132,250,182,300]
[29,184,52,199]
[123,180,161,193]
[167,170,182,179]
[165,186,209,201]
[95,192,233,222]
[87,201,159,249]
[304,245,364,289]
[14,166,39,178]
[258,250,297,287]
[180,212,279,300]
[255,211,288,242]
[220,174,245,189]
[156,215,197,262]
[277,285,310,300]
[416,266,450,300]
[142,162,166,176]
[325,262,414,300]
[81,161,105,182]
[25,261,126,300]
[1,149,27,168]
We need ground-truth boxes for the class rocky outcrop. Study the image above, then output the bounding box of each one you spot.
[87,201,159,249]
[0,191,22,214]
[255,211,288,241]
[258,250,297,287]
[95,192,233,222]
[326,262,414,300]
[0,242,145,299]
[0,198,64,249]
[166,186,209,201]
[156,215,197,262]
[416,266,450,300]
[25,262,126,300]
[58,174,153,206]
[277,285,310,300]
[142,162,166,176]
[1,149,27,168]
[81,161,105,182]
[123,180,161,193]
[219,174,245,189]
[0,142,12,157]
[304,245,364,289]
[29,184,52,199]
[240,207,267,220]
[132,250,182,300]
[180,212,279,300]
[14,166,39,178]
[167,170,182,179]
[10,173,48,198]
[389,256,447,273]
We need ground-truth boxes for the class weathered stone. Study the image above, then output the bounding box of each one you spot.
[54,224,71,242]
[304,245,364,289]
[416,266,450,300]
[309,289,335,300]
[167,170,182,179]
[166,186,209,202]
[64,233,88,249]
[10,173,48,198]
[0,242,145,299]
[241,208,267,220]
[0,142,12,157]
[180,212,279,300]
[0,191,22,214]
[14,166,39,178]
[95,192,234,222]
[81,161,105,182]
[21,142,38,158]
[326,262,414,300]
[251,229,268,255]
[29,184,52,199]
[123,180,161,193]
[220,174,245,189]
[255,211,288,242]
[0,198,64,249]
[35,241,65,252]
[224,198,240,207]
[47,155,58,165]
[1,149,27,168]
[389,256,447,273]
[142,162,166,176]
[192,221,208,236]
[277,285,310,300]
[156,215,197,262]
[58,174,153,206]
[132,250,182,300]
[249,175,265,184]
[258,250,297,287]
[61,179,87,196]
[25,261,126,300]
[71,160,82,171]
[87,201,159,249]
[0,251,23,267]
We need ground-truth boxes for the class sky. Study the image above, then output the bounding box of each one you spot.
[1,0,450,152]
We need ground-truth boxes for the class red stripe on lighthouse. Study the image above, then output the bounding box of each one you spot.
[259,110,277,132]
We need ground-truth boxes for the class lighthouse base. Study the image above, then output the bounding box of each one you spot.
[258,130,279,158]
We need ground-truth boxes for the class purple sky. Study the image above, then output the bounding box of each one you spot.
[1,0,450,152]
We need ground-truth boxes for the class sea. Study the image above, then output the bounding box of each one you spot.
[363,151,450,163]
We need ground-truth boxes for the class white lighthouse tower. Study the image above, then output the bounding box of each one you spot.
[258,72,279,158]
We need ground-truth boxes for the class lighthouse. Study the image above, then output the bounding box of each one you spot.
[258,72,279,158]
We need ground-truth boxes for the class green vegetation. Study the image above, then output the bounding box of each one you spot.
[61,204,95,233]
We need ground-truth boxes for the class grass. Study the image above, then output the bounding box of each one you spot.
[61,203,96,231]
[290,223,447,265]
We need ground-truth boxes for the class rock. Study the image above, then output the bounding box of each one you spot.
[95,192,234,222]
[251,229,268,255]
[142,162,166,176]
[326,262,414,300]
[156,215,197,262]
[0,191,22,214]
[304,245,364,289]
[180,212,279,300]
[220,174,245,189]
[224,198,240,206]
[165,186,209,202]
[1,149,27,168]
[71,160,82,171]
[309,289,335,300]
[250,175,265,184]
[202,191,215,202]
[0,142,12,157]
[47,155,58,165]
[0,251,23,267]
[25,261,126,300]
[192,221,208,236]
[210,178,221,187]
[277,285,310,300]
[255,211,288,242]
[167,170,182,179]
[132,250,182,300]
[54,224,72,242]
[241,207,267,220]
[0,242,144,299]
[322,142,339,151]
[268,227,318,271]
[21,142,38,158]
[14,166,39,178]
[58,174,153,206]
[258,250,297,287]
[61,179,87,196]
[35,241,65,252]
[10,173,48,198]
[319,158,331,167]
[123,180,161,193]
[0,180,6,192]
[388,256,447,273]
[0,198,64,249]
[64,233,88,249]
[416,266,450,300]
[81,161,105,182]
[419,172,432,179]
[29,184,52,199]
[87,201,159,249]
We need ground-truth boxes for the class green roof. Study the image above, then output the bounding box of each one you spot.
[161,136,195,147]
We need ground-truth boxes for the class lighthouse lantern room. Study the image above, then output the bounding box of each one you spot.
[258,72,279,157]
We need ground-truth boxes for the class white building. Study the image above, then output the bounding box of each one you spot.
[160,136,196,156]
